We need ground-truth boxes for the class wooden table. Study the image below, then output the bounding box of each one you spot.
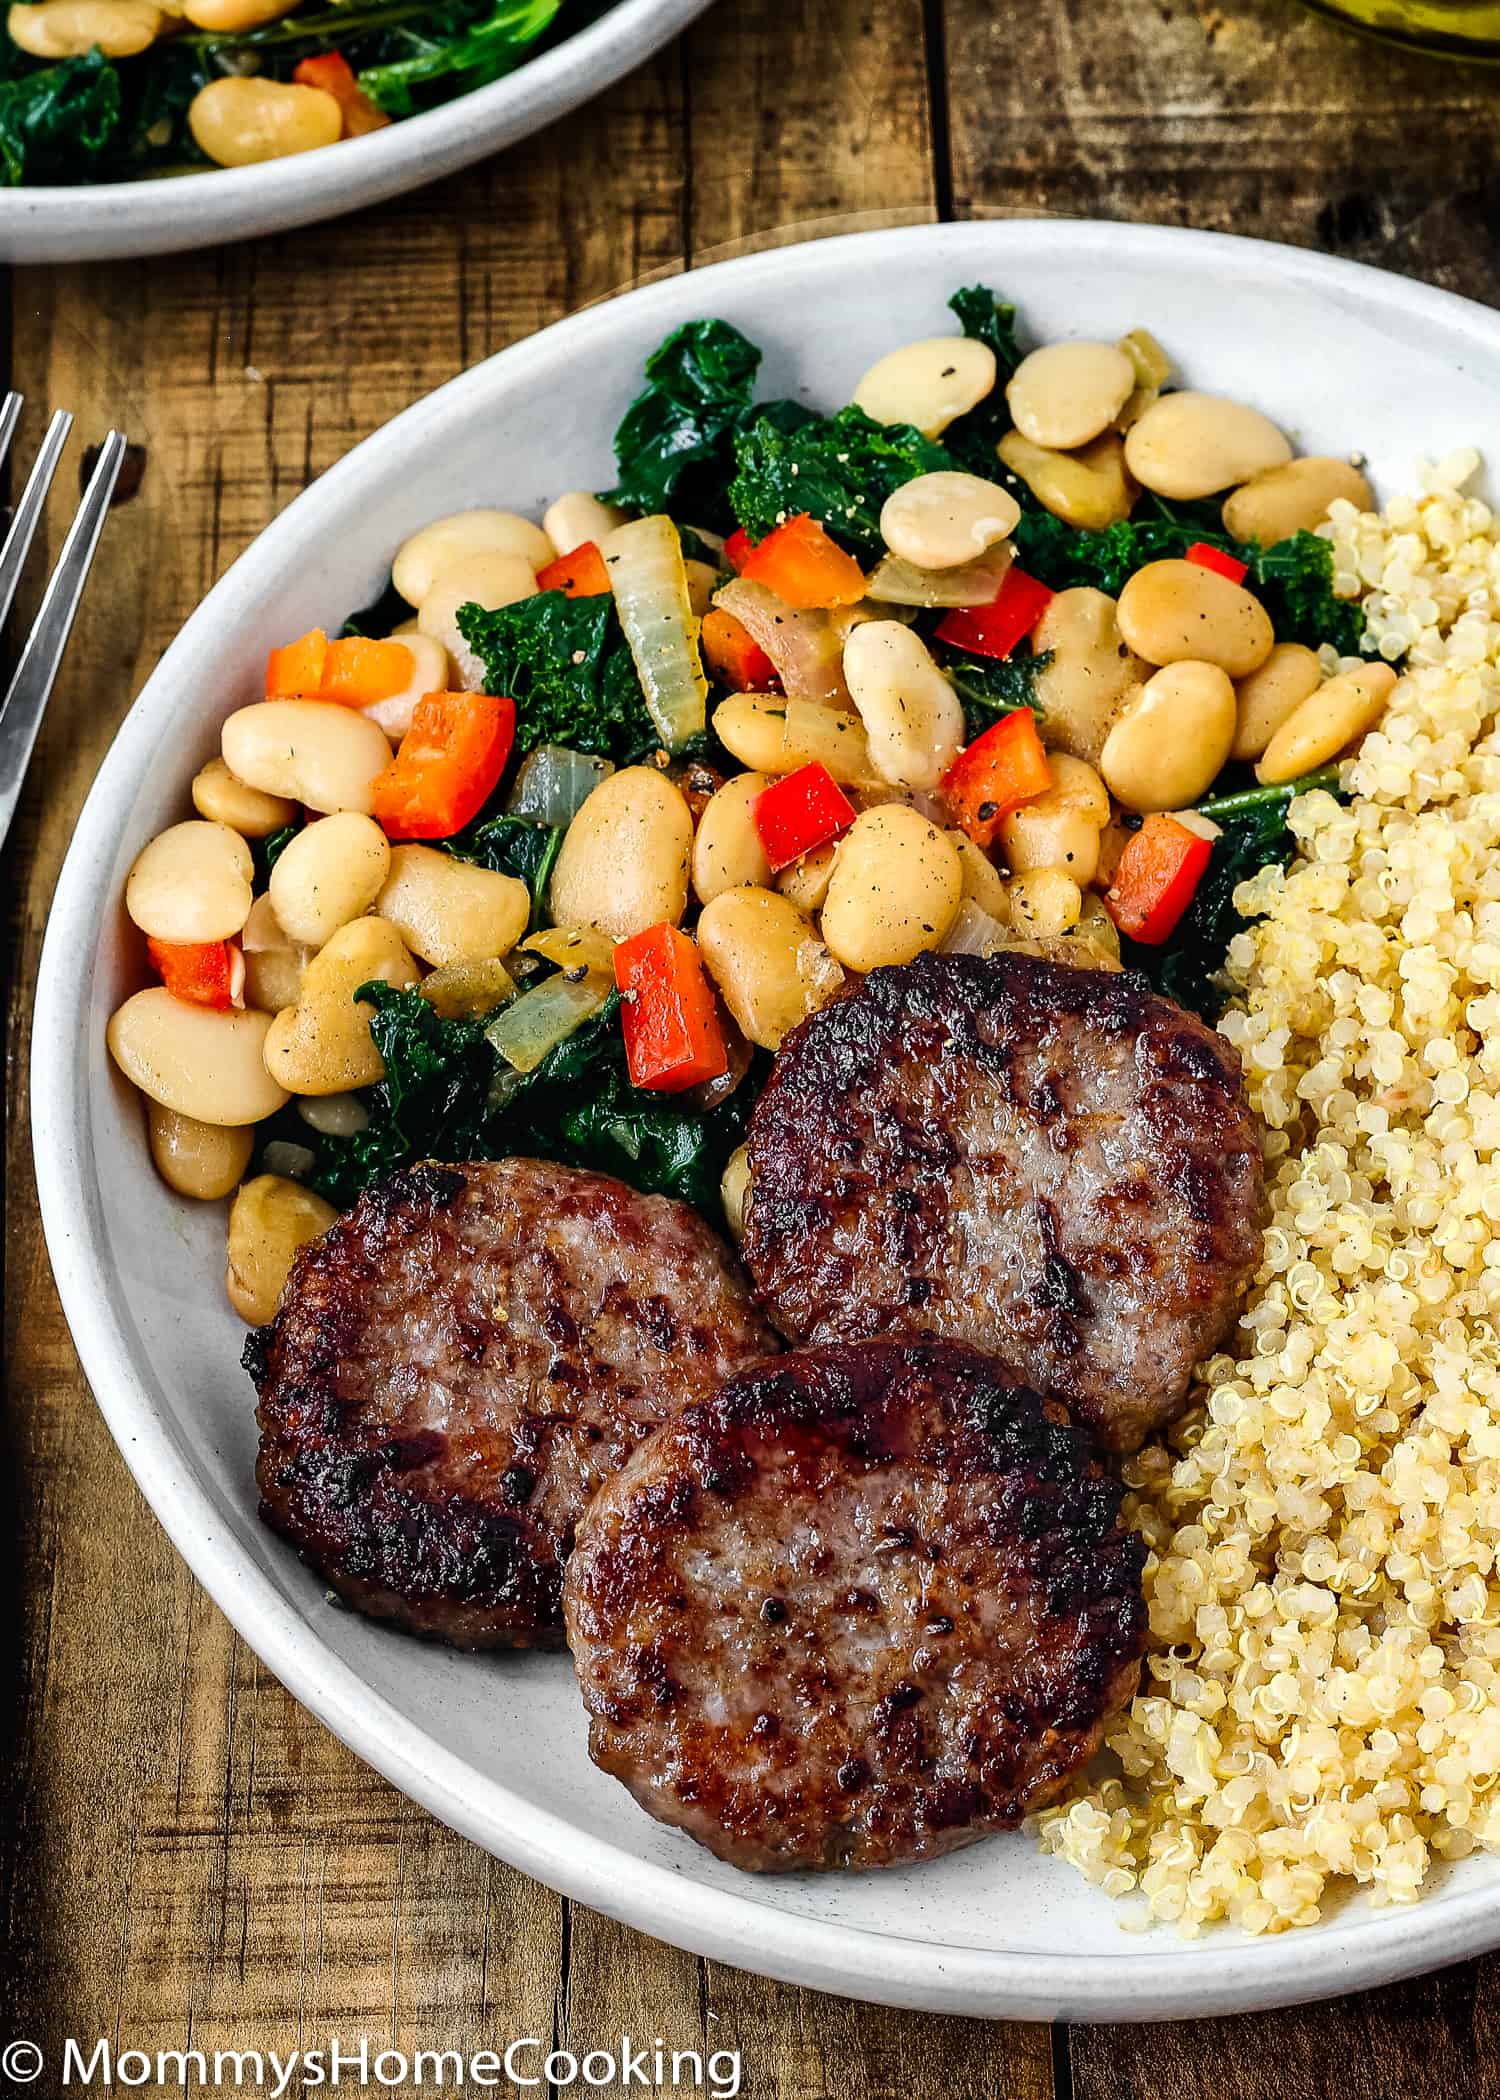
[7,0,1500,2089]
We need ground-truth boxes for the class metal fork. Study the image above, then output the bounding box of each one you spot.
[0,400,127,851]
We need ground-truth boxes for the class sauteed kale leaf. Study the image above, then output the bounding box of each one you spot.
[941,283,1025,475]
[604,319,764,528]
[0,47,120,185]
[729,405,950,564]
[457,590,659,762]
[306,984,756,1223]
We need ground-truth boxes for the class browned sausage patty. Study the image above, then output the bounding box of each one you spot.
[742,952,1264,1452]
[249,1159,779,1650]
[564,1339,1146,1872]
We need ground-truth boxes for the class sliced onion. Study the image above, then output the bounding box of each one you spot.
[485,971,610,1075]
[714,577,852,707]
[419,957,517,1020]
[507,744,615,826]
[519,925,616,979]
[941,898,1008,957]
[865,544,1015,609]
[602,515,707,750]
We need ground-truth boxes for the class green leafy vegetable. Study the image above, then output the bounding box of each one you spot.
[1122,768,1342,1018]
[938,647,1052,741]
[603,319,764,529]
[456,590,660,763]
[254,824,299,886]
[0,48,119,186]
[729,404,950,563]
[306,983,757,1223]
[1250,532,1369,657]
[942,283,1025,475]
[354,0,559,117]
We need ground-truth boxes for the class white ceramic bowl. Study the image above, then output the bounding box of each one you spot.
[0,0,712,263]
[33,221,1500,2020]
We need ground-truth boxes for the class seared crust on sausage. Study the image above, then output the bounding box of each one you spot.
[250,1158,778,1650]
[563,1339,1147,1872]
[742,952,1264,1451]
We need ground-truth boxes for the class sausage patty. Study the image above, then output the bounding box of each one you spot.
[564,1339,1146,1872]
[249,1158,778,1650]
[742,951,1264,1452]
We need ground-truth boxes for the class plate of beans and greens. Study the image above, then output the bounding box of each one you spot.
[34,221,1500,2018]
[0,0,713,258]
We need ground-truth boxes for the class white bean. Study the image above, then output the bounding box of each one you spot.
[188,78,339,168]
[1031,588,1149,763]
[997,430,1136,532]
[147,1101,253,1201]
[696,887,832,1050]
[821,806,962,972]
[1124,392,1292,501]
[222,701,393,816]
[393,510,553,604]
[183,0,293,23]
[9,0,160,57]
[852,337,997,440]
[108,991,289,1126]
[225,1175,339,1325]
[1231,642,1323,763]
[262,917,419,1095]
[191,757,297,839]
[1222,456,1375,546]
[376,843,530,964]
[693,772,773,905]
[842,622,964,791]
[296,1091,370,1137]
[548,767,692,941]
[1008,869,1083,938]
[776,839,838,913]
[712,693,874,783]
[1116,560,1274,679]
[417,554,537,689]
[268,812,390,948]
[878,472,1020,572]
[1101,661,1237,812]
[1006,341,1135,451]
[358,632,452,740]
[125,820,254,944]
[720,1143,752,1243]
[947,828,1011,920]
[1256,661,1397,784]
[240,892,313,1014]
[998,755,1111,882]
[543,491,625,556]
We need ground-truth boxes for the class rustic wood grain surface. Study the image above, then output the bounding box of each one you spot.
[5,0,1500,2090]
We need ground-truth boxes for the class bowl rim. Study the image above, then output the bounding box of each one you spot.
[33,217,1500,2021]
[0,0,713,262]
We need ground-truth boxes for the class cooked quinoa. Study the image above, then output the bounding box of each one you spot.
[1036,453,1500,1934]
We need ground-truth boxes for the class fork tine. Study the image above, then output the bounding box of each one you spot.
[0,429,126,853]
[0,393,26,482]
[0,407,71,644]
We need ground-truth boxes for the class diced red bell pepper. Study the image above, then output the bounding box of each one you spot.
[537,541,612,598]
[147,937,243,1011]
[1186,542,1249,586]
[724,527,753,573]
[266,628,329,698]
[370,691,516,841]
[940,710,1052,849]
[293,51,390,136]
[319,635,417,705]
[700,606,779,692]
[738,513,866,610]
[935,567,1054,660]
[1105,813,1214,944]
[752,762,856,871]
[614,922,728,1092]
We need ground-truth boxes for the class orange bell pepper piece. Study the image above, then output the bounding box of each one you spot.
[266,628,329,698]
[940,710,1052,849]
[614,922,727,1092]
[536,541,612,598]
[1106,814,1214,944]
[370,691,516,841]
[293,51,390,136]
[319,636,417,705]
[738,513,866,610]
[700,606,779,692]
[147,937,242,1011]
